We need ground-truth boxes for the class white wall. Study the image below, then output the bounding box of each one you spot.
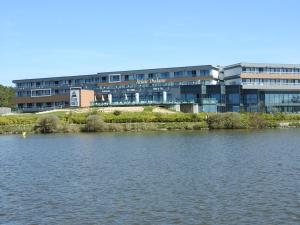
[223,66,242,78]
[210,69,220,79]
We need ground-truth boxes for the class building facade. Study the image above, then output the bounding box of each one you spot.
[12,63,300,113]
[223,63,300,113]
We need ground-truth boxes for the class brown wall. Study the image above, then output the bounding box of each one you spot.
[13,94,69,104]
[241,73,300,79]
[80,90,95,107]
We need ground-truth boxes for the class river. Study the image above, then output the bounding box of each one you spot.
[0,130,300,224]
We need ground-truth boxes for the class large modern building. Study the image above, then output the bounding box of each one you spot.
[12,63,300,113]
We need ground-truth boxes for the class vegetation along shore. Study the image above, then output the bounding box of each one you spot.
[1,106,300,134]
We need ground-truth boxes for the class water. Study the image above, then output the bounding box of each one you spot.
[0,130,300,225]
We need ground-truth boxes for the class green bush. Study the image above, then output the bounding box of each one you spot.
[69,113,87,124]
[289,122,300,127]
[34,115,61,133]
[113,110,122,116]
[84,115,107,132]
[207,113,244,129]
[244,113,269,128]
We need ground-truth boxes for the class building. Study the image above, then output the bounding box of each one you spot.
[13,65,219,112]
[223,63,300,113]
[12,63,300,113]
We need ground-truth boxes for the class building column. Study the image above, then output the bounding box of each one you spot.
[135,93,139,104]
[108,93,112,104]
[163,91,167,103]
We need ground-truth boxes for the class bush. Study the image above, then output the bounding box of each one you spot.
[113,110,122,116]
[60,123,80,133]
[108,123,123,132]
[207,113,244,129]
[245,113,269,128]
[69,113,87,124]
[84,115,107,132]
[34,115,60,133]
[289,122,300,127]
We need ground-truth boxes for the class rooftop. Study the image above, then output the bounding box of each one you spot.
[12,64,217,83]
[224,62,300,70]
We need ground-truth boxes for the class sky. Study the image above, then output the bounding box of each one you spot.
[1,0,300,86]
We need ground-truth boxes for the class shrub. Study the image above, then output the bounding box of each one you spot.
[84,115,107,132]
[88,109,99,115]
[108,123,123,132]
[34,115,60,133]
[246,113,269,128]
[60,123,80,133]
[289,122,300,127]
[207,113,244,129]
[69,113,87,124]
[113,110,122,116]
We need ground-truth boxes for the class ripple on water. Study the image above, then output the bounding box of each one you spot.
[0,130,300,225]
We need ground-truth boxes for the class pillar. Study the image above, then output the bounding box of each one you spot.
[135,93,139,104]
[108,93,112,104]
[163,91,167,103]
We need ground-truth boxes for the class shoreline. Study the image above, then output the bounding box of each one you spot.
[2,109,300,135]
[0,121,299,135]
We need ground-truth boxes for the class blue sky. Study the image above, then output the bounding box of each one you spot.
[1,0,300,85]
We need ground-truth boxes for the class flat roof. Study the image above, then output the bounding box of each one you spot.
[12,64,218,83]
[224,62,300,70]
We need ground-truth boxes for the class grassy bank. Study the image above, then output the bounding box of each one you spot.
[1,108,300,134]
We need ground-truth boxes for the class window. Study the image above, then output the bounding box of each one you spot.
[159,72,170,79]
[31,89,51,97]
[174,71,185,77]
[136,74,145,80]
[228,93,240,104]
[245,94,257,104]
[200,70,209,76]
[109,74,121,83]
[187,70,197,77]
[101,76,107,82]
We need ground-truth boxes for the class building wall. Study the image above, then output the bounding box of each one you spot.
[13,94,69,105]
[80,90,95,107]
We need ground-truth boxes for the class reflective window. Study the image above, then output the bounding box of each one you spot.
[159,72,170,79]
[174,71,185,77]
[228,93,240,104]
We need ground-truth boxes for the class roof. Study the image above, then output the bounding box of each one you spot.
[224,62,300,70]
[12,64,218,83]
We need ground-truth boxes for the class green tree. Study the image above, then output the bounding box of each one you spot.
[0,84,15,108]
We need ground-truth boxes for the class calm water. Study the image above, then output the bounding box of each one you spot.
[0,130,300,225]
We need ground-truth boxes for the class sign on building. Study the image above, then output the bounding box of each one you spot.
[70,89,80,107]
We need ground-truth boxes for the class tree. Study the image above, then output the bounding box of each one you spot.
[0,84,15,108]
